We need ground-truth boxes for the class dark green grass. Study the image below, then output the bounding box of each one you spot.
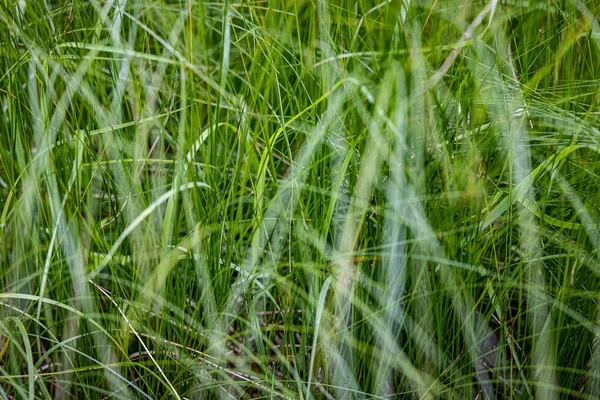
[1,0,600,398]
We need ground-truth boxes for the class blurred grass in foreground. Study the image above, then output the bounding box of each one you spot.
[1,0,600,398]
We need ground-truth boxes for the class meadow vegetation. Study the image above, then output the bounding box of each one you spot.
[1,0,600,398]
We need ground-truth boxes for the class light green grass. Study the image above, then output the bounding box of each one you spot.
[1,0,600,398]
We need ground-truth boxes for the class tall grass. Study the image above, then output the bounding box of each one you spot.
[1,0,600,398]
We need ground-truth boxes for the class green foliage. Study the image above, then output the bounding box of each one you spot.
[1,0,600,398]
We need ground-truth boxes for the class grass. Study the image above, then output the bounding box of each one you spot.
[1,0,600,398]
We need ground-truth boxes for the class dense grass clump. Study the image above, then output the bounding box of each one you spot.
[1,0,600,398]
